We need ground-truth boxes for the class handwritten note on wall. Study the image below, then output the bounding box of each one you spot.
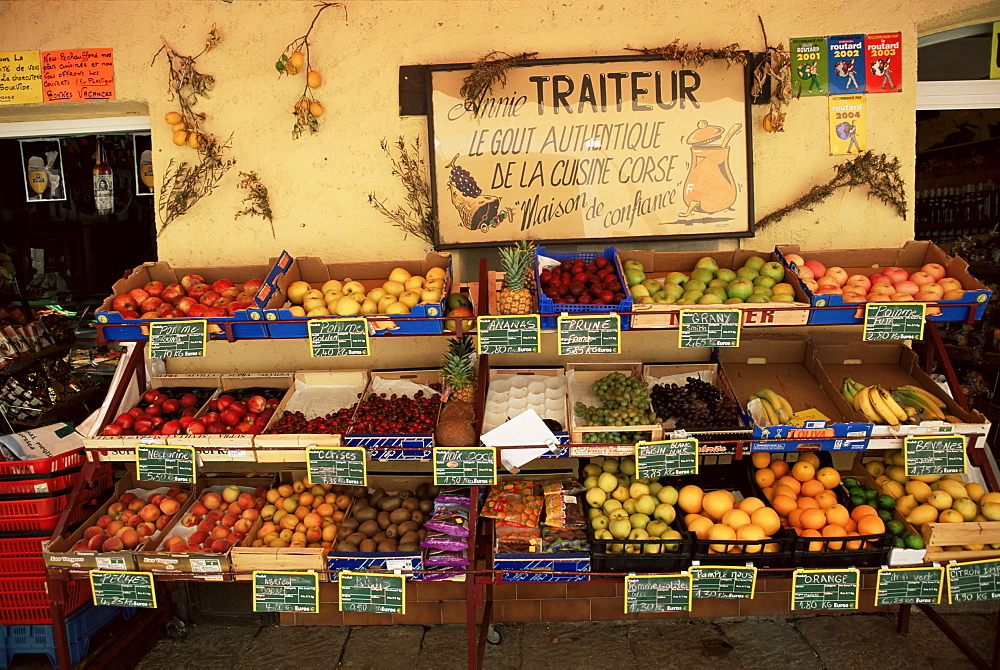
[0,51,43,105]
[41,48,114,102]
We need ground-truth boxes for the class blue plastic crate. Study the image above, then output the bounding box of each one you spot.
[535,246,632,329]
[0,602,135,667]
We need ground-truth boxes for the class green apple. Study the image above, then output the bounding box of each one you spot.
[746,293,770,303]
[662,284,685,300]
[771,293,795,302]
[624,268,646,287]
[705,286,728,300]
[641,279,662,295]
[753,275,776,289]
[629,284,650,299]
[735,266,759,281]
[694,257,719,273]
[708,279,729,289]
[665,272,688,286]
[714,268,737,283]
[724,297,744,304]
[752,286,773,298]
[636,296,654,304]
[760,261,786,283]
[651,291,675,304]
[690,267,714,285]
[681,289,703,302]
[727,279,754,301]
[623,260,644,273]
[684,279,706,293]
[676,298,697,305]
[698,293,724,304]
[743,256,767,271]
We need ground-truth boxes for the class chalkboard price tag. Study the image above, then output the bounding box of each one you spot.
[690,565,757,599]
[948,559,1000,603]
[792,569,860,610]
[678,309,741,348]
[148,319,207,358]
[476,315,541,355]
[557,314,621,355]
[253,571,320,613]
[90,571,157,608]
[339,571,406,614]
[307,318,370,357]
[635,439,699,479]
[433,446,497,486]
[875,566,944,606]
[306,446,367,486]
[904,435,967,476]
[624,574,692,613]
[863,302,927,341]
[136,445,195,483]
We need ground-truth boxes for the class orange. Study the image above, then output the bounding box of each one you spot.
[777,476,802,495]
[751,453,772,469]
[797,496,820,510]
[685,513,706,526]
[737,497,766,515]
[800,479,825,498]
[822,524,846,550]
[787,508,805,528]
[800,508,826,530]
[774,485,799,500]
[761,486,775,502]
[722,509,752,529]
[754,468,776,489]
[702,489,736,521]
[791,460,816,482]
[801,528,824,551]
[825,504,850,528]
[751,507,781,535]
[845,531,862,550]
[814,491,838,509]
[857,515,885,536]
[850,504,879,523]
[288,51,305,69]
[687,516,714,540]
[797,452,821,468]
[769,460,790,478]
[816,467,841,489]
[771,495,797,517]
[164,111,183,125]
[843,518,857,533]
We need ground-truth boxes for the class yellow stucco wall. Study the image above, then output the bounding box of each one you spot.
[1,0,995,279]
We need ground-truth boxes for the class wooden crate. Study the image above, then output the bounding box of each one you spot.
[230,518,328,581]
[922,522,1000,563]
[565,363,663,449]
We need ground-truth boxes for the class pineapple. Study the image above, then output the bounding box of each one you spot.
[497,242,534,315]
[441,336,477,404]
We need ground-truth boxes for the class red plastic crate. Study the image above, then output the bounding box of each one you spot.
[0,534,48,576]
[0,449,86,477]
[0,501,90,533]
[0,577,90,625]
[0,467,82,496]
[0,489,73,518]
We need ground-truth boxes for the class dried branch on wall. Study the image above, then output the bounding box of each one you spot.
[152,27,237,235]
[460,51,538,116]
[752,17,792,132]
[368,137,438,245]
[756,151,907,229]
[624,40,747,67]
[275,2,347,139]
[235,171,275,238]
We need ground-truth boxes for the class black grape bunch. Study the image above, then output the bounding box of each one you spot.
[450,163,482,198]
[650,376,741,431]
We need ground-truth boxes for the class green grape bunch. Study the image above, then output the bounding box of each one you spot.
[574,372,661,428]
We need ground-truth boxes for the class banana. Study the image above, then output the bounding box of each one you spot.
[903,406,919,424]
[894,388,946,421]
[944,414,964,423]
[873,386,906,425]
[757,398,779,426]
[856,386,884,424]
[841,378,857,404]
[899,384,947,410]
[755,388,793,423]
[852,385,866,413]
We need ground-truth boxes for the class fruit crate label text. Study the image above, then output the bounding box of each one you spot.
[863,302,926,342]
[252,571,319,613]
[678,309,741,348]
[635,439,699,478]
[136,445,195,483]
[339,571,406,614]
[306,446,367,486]
[624,574,692,613]
[948,559,1000,603]
[903,435,967,476]
[307,318,370,357]
[557,315,620,355]
[148,320,207,358]
[90,571,156,608]
[476,315,541,355]
[875,566,944,606]
[791,569,860,611]
[690,565,757,599]
[433,446,497,486]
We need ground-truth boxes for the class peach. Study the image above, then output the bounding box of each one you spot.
[176,492,189,503]
[102,536,124,552]
[222,485,241,504]
[939,277,963,292]
[237,492,256,509]
[228,531,245,545]
[909,271,936,286]
[890,293,914,301]
[186,544,202,552]
[234,518,253,534]
[221,513,240,528]
[119,493,138,506]
[137,523,156,537]
[148,494,165,506]
[306,527,324,543]
[120,509,136,522]
[211,525,231,540]
[921,263,946,281]
[783,253,805,268]
[155,515,172,530]
[241,509,260,522]
[139,504,161,522]
[189,530,209,545]
[120,528,141,548]
[280,514,299,530]
[892,281,920,296]
[207,509,225,522]
[108,502,126,515]
[226,501,243,514]
[106,520,125,536]
[197,519,216,533]
[181,513,201,527]
[277,484,294,498]
[96,514,114,529]
[825,267,849,286]
[72,541,90,551]
[159,498,181,515]
[209,539,229,553]
[164,535,186,550]
[87,534,106,550]
[882,266,909,283]
[190,502,209,516]
[84,526,104,539]
[201,492,222,509]
[127,515,144,528]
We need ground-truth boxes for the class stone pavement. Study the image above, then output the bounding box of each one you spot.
[132,603,998,670]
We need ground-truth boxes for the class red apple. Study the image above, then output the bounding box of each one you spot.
[845,275,871,292]
[882,266,909,283]
[242,278,263,295]
[204,306,227,317]
[175,296,198,314]
[187,283,211,301]
[187,304,208,318]
[112,294,138,313]
[180,274,205,290]
[938,277,963,292]
[199,291,221,307]
[920,263,947,281]
[139,311,160,319]
[161,284,184,304]
[892,280,920,296]
[869,273,893,286]
[824,267,848,287]
[890,293,914,301]
[140,296,163,313]
[943,289,966,300]
[128,287,150,304]
[783,253,805,268]
[161,308,184,318]
[144,280,165,297]
[913,291,940,301]
[922,283,944,298]
[803,260,826,279]
[909,271,936,286]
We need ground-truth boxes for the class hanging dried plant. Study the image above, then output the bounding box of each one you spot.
[275,2,347,139]
[157,138,237,237]
[624,40,747,67]
[368,137,437,245]
[235,171,275,238]
[756,151,906,229]
[460,51,538,116]
[752,17,793,132]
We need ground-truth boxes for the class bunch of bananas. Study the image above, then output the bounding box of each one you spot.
[749,388,793,426]
[894,384,955,422]
[841,378,958,425]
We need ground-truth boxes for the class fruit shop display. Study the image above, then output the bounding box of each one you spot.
[486,480,589,554]
[838,468,924,551]
[538,254,626,306]
[573,372,660,441]
[71,487,188,552]
[839,377,960,426]
[782,253,965,303]
[254,479,354,549]
[752,453,886,552]
[108,275,265,319]
[650,377,744,430]
[582,457,684,554]
[624,255,796,305]
[160,485,267,553]
[335,484,436,553]
[861,452,995,551]
[744,388,794,427]
[282,265,448,317]
[266,385,442,436]
[99,387,215,436]
[496,241,536,316]
[676,484,782,554]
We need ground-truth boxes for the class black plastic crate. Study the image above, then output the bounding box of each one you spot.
[587,522,693,574]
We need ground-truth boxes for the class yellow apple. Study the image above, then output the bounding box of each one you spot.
[303,289,324,303]
[360,298,378,314]
[303,297,326,312]
[425,278,445,291]
[321,279,343,294]
[398,290,421,308]
[288,305,306,317]
[377,295,398,312]
[420,289,442,304]
[341,280,365,295]
[384,301,411,315]
[382,280,405,297]
[367,287,388,303]
[286,281,311,305]
[426,266,447,282]
[404,276,425,291]
[388,267,412,284]
[335,297,361,316]
[306,306,331,317]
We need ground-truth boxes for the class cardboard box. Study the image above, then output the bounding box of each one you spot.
[719,338,872,452]
[813,339,991,450]
[618,249,811,329]
[254,370,368,463]
[93,257,286,340]
[86,374,221,462]
[264,251,452,337]
[135,476,274,576]
[343,369,442,455]
[564,363,663,456]
[482,367,569,448]
[44,473,196,571]
[775,241,992,325]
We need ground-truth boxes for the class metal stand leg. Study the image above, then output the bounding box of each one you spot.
[918,604,990,669]
[897,603,910,634]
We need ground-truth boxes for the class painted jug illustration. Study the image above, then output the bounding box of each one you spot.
[679,120,742,217]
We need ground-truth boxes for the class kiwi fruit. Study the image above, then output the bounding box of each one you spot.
[379,495,402,512]
[401,497,419,512]
[417,529,427,541]
[385,524,399,539]
[398,542,419,552]
[409,510,426,524]
[399,530,420,545]
[359,538,377,553]
[341,518,359,531]
[370,488,386,507]
[397,520,418,536]
[358,520,380,537]
[389,508,411,525]
[337,526,354,541]
[335,541,357,552]
[419,500,434,514]
[351,485,368,498]
[355,497,370,509]
[416,482,429,499]
[427,485,441,498]
[398,489,414,499]
[346,532,367,546]
[377,511,392,529]
[377,539,399,553]
[354,506,377,522]
[372,531,387,544]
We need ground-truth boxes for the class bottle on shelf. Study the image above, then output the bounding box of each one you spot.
[93,136,114,215]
